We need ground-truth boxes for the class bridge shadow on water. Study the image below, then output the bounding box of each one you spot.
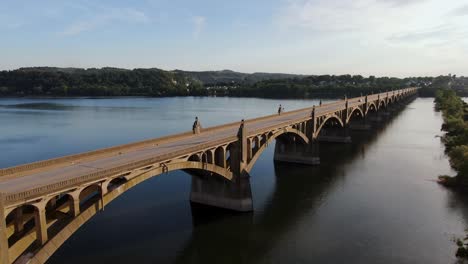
[173,106,408,264]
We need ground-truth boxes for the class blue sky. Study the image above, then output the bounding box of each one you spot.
[1,0,467,77]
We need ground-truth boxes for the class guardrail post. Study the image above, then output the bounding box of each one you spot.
[0,193,9,264]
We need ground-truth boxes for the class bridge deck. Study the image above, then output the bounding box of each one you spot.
[0,92,401,198]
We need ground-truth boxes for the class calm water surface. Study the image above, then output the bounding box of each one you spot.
[0,97,466,264]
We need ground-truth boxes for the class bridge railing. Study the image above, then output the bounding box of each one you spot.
[4,135,239,206]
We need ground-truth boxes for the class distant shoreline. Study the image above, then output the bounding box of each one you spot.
[0,95,324,100]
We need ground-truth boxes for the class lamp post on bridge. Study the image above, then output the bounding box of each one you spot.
[193,117,201,134]
[278,104,283,115]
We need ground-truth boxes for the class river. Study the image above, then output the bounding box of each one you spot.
[0,96,465,264]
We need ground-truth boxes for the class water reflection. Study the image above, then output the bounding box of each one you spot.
[1,102,77,110]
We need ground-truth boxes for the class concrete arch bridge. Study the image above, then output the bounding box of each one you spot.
[0,88,418,264]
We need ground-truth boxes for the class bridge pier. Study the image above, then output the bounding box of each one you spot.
[349,118,371,131]
[317,126,351,143]
[367,110,387,124]
[273,140,320,165]
[190,174,253,212]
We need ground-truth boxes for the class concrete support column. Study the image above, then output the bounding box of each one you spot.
[246,138,253,161]
[34,204,48,245]
[254,137,261,153]
[0,194,10,264]
[208,150,215,164]
[71,198,80,217]
[48,197,57,209]
[349,117,371,130]
[274,139,320,165]
[317,126,352,143]
[367,110,385,124]
[67,190,81,217]
[14,207,24,233]
[238,120,247,172]
[101,180,111,196]
[189,174,253,212]
[228,143,241,175]
[377,109,391,121]
[189,120,253,212]
[215,147,226,168]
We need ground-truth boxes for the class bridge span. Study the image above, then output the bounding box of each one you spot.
[0,88,418,264]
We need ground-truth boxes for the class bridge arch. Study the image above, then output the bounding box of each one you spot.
[188,153,201,162]
[78,184,102,212]
[5,203,37,236]
[105,177,128,193]
[378,99,387,109]
[366,102,377,114]
[8,159,235,264]
[245,127,309,172]
[214,146,226,168]
[315,114,344,138]
[346,107,364,124]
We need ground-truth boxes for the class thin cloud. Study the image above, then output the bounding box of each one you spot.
[376,0,427,7]
[192,16,206,38]
[276,0,465,42]
[62,8,150,36]
[450,5,468,16]
[387,25,454,42]
[276,0,416,33]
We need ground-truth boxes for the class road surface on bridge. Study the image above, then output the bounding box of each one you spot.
[0,92,397,196]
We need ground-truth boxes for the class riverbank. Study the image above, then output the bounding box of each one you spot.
[435,89,468,188]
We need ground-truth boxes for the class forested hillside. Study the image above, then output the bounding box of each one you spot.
[0,67,205,96]
[0,67,466,98]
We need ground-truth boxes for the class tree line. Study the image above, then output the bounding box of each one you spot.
[0,67,205,96]
[436,89,468,187]
[435,89,468,259]
[0,67,467,98]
